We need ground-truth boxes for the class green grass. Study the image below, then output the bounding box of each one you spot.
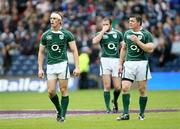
[0,90,179,110]
[0,89,180,129]
[0,112,179,129]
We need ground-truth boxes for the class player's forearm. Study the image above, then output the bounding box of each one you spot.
[72,49,80,68]
[136,40,154,53]
[69,41,80,68]
[119,43,126,64]
[38,51,44,70]
[120,47,126,64]
[92,31,105,44]
[73,54,80,69]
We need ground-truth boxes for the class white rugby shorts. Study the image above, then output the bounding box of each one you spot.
[122,60,152,81]
[46,61,70,80]
[100,57,120,77]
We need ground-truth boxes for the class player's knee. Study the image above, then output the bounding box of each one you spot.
[122,86,129,93]
[60,87,68,94]
[139,87,146,96]
[48,89,56,97]
[103,84,111,91]
[114,86,121,91]
[104,87,110,91]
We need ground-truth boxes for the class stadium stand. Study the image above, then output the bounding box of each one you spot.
[0,0,179,78]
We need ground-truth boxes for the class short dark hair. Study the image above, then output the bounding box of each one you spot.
[129,15,142,25]
[103,17,112,25]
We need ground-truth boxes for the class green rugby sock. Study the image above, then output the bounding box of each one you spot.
[50,94,61,114]
[139,96,148,115]
[122,94,130,114]
[61,96,69,118]
[113,90,121,103]
[104,91,110,110]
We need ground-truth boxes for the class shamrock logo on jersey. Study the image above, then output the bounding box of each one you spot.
[113,34,117,39]
[46,35,52,40]
[126,35,131,39]
[138,35,142,40]
[59,34,64,40]
[103,35,108,39]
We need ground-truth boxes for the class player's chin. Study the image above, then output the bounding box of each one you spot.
[51,23,55,26]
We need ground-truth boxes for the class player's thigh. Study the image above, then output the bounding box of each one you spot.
[137,80,147,92]
[121,80,132,93]
[112,77,121,90]
[47,79,57,92]
[102,74,111,89]
[59,79,68,91]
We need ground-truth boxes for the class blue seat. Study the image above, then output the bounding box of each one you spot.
[89,64,100,75]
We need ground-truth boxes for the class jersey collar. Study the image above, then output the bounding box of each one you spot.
[51,27,63,34]
[131,27,143,35]
[104,29,117,34]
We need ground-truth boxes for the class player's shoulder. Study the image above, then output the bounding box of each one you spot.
[124,29,132,36]
[141,28,151,35]
[61,27,74,40]
[113,29,123,35]
[141,28,153,39]
[42,29,51,36]
[61,27,73,35]
[42,29,50,35]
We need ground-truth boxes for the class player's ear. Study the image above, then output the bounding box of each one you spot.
[60,19,63,25]
[59,19,62,25]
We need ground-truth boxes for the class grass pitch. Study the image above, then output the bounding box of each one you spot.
[0,89,180,129]
[0,90,179,110]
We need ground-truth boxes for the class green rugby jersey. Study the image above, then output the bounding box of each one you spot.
[123,28,153,61]
[98,29,123,58]
[40,27,74,64]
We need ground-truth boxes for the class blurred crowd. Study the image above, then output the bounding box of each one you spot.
[0,0,180,75]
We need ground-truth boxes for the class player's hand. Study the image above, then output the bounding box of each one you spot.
[130,35,138,42]
[102,25,109,33]
[73,67,80,76]
[38,69,44,79]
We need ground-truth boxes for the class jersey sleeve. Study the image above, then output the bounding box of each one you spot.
[39,33,47,46]
[123,31,127,43]
[118,31,123,43]
[146,32,153,43]
[114,30,123,43]
[66,31,75,43]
